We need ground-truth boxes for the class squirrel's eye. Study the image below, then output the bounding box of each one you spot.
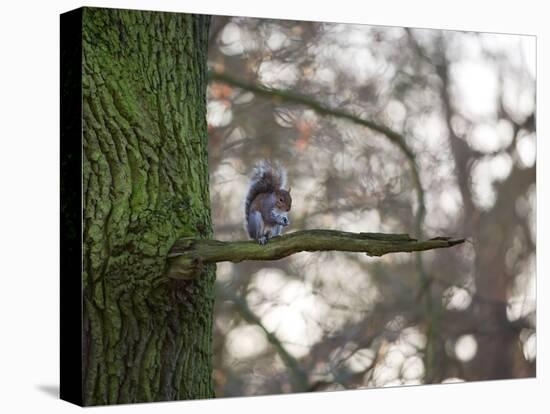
[279,198,283,202]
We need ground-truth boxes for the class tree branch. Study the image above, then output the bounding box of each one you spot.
[167,230,464,279]
[228,294,309,392]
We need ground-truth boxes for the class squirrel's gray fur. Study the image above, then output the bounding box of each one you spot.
[244,161,292,245]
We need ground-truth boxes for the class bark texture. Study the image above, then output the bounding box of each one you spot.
[82,8,214,405]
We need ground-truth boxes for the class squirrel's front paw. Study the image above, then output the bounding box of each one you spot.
[258,236,268,245]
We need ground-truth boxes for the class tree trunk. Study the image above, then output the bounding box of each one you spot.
[81,8,214,405]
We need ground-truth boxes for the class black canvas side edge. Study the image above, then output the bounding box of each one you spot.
[60,7,83,407]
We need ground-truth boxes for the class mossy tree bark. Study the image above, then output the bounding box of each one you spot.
[82,8,214,405]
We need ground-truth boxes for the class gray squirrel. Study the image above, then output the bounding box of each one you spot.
[244,161,292,245]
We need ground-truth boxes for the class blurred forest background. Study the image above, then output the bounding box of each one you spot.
[205,16,536,397]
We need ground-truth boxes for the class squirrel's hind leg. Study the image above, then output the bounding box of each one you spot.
[258,225,283,245]
[248,211,269,245]
[258,234,269,245]
[259,226,272,245]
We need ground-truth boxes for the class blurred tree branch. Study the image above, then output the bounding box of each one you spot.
[228,294,309,392]
[405,30,536,381]
[209,71,426,237]
[167,230,464,279]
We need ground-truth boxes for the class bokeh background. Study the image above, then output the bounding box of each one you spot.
[205,16,536,397]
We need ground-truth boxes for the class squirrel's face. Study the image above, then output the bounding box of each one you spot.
[275,188,292,212]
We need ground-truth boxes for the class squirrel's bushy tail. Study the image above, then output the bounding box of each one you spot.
[244,160,287,222]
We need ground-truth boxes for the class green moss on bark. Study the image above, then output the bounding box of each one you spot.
[82,7,213,405]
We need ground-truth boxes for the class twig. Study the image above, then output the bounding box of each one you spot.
[229,295,310,392]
